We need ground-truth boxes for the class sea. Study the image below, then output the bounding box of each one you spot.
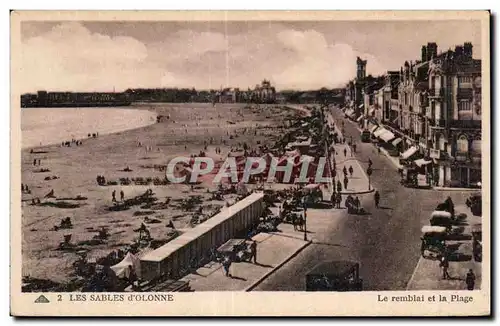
[21,106,157,149]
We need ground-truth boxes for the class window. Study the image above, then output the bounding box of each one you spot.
[459,76,472,84]
[439,134,446,151]
[457,135,469,153]
[458,100,471,111]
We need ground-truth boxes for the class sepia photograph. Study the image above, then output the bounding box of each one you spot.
[10,10,490,316]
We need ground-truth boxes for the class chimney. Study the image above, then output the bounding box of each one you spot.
[427,42,438,61]
[455,45,464,58]
[421,45,427,62]
[464,42,473,58]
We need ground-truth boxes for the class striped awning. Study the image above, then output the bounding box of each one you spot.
[414,158,433,167]
[379,130,396,142]
[369,125,379,133]
[401,146,418,160]
[373,128,387,138]
[391,138,403,146]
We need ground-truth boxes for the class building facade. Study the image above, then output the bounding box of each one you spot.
[344,41,482,188]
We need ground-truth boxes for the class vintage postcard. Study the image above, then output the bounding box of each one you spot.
[10,10,490,316]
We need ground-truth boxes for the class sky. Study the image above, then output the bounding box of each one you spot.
[19,20,482,92]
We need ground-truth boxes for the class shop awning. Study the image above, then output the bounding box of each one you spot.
[379,130,396,142]
[369,125,379,133]
[401,146,418,160]
[414,158,433,167]
[356,115,364,122]
[373,128,388,138]
[391,138,403,146]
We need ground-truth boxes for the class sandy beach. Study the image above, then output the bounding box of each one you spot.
[21,103,301,283]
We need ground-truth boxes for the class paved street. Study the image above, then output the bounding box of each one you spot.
[253,106,474,291]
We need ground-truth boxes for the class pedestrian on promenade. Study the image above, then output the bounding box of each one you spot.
[222,256,232,277]
[336,193,342,209]
[112,190,116,202]
[33,158,36,166]
[374,191,380,208]
[120,190,124,201]
[368,158,373,168]
[440,254,450,280]
[343,148,347,157]
[353,143,357,153]
[465,269,476,290]
[249,241,258,264]
[377,145,381,155]
[444,196,455,218]
[336,180,342,193]
[354,196,361,211]
[343,166,348,177]
[343,176,349,190]
[349,165,354,177]
[330,192,336,208]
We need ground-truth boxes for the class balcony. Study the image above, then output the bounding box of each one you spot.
[428,88,443,98]
[449,120,481,129]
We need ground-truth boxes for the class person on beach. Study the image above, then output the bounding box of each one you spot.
[120,190,124,202]
[343,148,347,157]
[349,165,354,177]
[112,190,116,202]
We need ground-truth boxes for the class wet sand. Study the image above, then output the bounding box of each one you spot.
[21,103,300,283]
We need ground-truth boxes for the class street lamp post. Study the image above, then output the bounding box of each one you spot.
[303,209,308,241]
[367,167,373,190]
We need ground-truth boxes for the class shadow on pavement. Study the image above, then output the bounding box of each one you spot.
[448,253,472,262]
[254,262,274,268]
[229,275,247,281]
[378,206,392,210]
[308,202,333,209]
[446,234,472,241]
[312,241,348,248]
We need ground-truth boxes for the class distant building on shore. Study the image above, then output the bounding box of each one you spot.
[21,90,132,108]
[252,80,276,104]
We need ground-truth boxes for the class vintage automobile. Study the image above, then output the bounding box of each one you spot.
[420,225,447,258]
[302,184,323,205]
[466,193,482,216]
[429,210,453,229]
[305,260,363,291]
[360,130,371,143]
[471,224,482,262]
[217,238,250,262]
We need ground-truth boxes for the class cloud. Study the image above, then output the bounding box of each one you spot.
[20,22,391,92]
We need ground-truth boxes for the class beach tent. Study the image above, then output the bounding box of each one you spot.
[110,252,141,279]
